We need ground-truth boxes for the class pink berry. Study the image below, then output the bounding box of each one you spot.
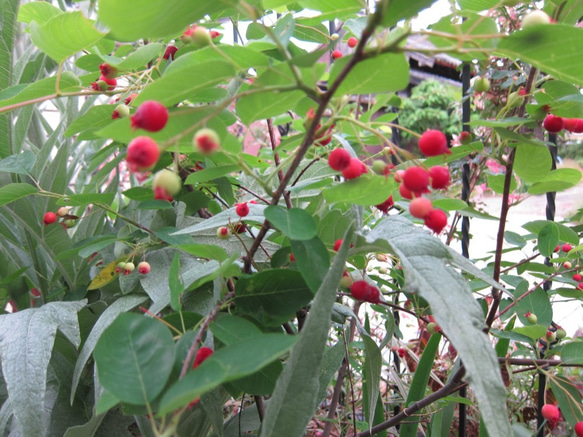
[328,148,351,171]
[342,158,365,180]
[235,202,249,218]
[574,421,583,437]
[563,118,578,132]
[347,37,358,48]
[541,404,560,425]
[543,114,565,133]
[399,183,414,200]
[126,136,160,171]
[131,101,169,132]
[418,130,450,157]
[409,197,433,219]
[332,49,343,59]
[43,212,57,225]
[403,166,430,193]
[424,209,448,233]
[429,166,450,189]
[562,243,572,252]
[194,128,221,154]
[573,273,582,282]
[138,261,151,274]
[578,282,583,290]
[394,169,406,183]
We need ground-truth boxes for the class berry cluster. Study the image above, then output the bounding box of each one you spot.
[115,261,150,275]
[543,114,583,133]
[90,63,117,92]
[349,280,381,304]
[42,207,79,229]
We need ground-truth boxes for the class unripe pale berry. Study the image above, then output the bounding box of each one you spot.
[524,312,537,324]
[429,166,450,189]
[473,77,490,93]
[330,33,339,40]
[235,202,249,218]
[191,26,212,47]
[328,148,351,171]
[347,36,358,48]
[138,261,151,274]
[115,262,126,274]
[217,226,230,239]
[543,114,564,133]
[563,261,572,269]
[57,207,69,217]
[339,273,353,289]
[194,128,221,154]
[126,137,160,171]
[459,131,472,144]
[424,209,448,233]
[342,157,365,180]
[372,160,387,175]
[418,130,450,157]
[123,262,135,275]
[427,322,440,334]
[522,10,552,28]
[98,75,117,91]
[63,219,77,229]
[43,212,57,225]
[545,330,556,342]
[112,103,130,120]
[403,166,430,193]
[131,101,169,132]
[409,197,433,219]
[556,328,566,340]
[153,169,182,197]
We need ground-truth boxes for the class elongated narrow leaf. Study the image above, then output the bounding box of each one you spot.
[362,335,382,430]
[549,376,583,426]
[0,0,19,158]
[399,333,441,437]
[0,183,37,206]
[259,226,354,437]
[70,295,148,403]
[94,313,175,405]
[364,216,512,437]
[159,334,297,414]
[169,252,184,311]
[0,301,86,437]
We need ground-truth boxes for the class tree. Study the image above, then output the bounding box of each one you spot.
[0,1,582,436]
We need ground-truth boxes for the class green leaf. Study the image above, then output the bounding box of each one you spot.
[94,313,176,405]
[185,165,240,184]
[173,203,267,235]
[159,334,297,414]
[235,269,313,326]
[264,206,317,241]
[364,216,513,437]
[17,1,62,24]
[329,53,409,95]
[115,43,164,70]
[290,236,330,293]
[175,244,229,262]
[0,183,37,206]
[381,0,436,27]
[0,301,86,437]
[458,0,501,11]
[523,220,579,245]
[527,168,582,194]
[431,198,469,211]
[0,150,35,175]
[259,228,354,437]
[30,12,105,63]
[549,375,583,426]
[322,174,395,206]
[122,187,153,202]
[537,222,559,257]
[297,0,362,20]
[65,105,116,138]
[497,24,583,87]
[399,333,441,437]
[135,60,235,107]
[561,342,583,365]
[169,252,184,311]
[514,144,551,183]
[59,193,115,207]
[487,173,517,194]
[70,296,148,403]
[512,325,547,341]
[362,335,382,431]
[97,0,227,41]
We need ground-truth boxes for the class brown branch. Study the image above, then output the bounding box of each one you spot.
[267,118,292,209]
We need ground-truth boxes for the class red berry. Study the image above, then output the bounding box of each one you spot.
[578,282,583,290]
[429,166,450,189]
[193,128,221,154]
[424,209,448,233]
[562,243,572,252]
[333,239,342,252]
[235,202,249,218]
[154,186,174,202]
[418,130,450,157]
[314,127,333,146]
[332,50,343,59]
[459,131,471,144]
[131,101,169,132]
[349,281,380,303]
[399,183,414,200]
[99,75,117,91]
[394,169,405,183]
[375,196,394,213]
[217,226,230,239]
[163,45,178,60]
[210,30,221,39]
[347,37,358,48]
[126,137,160,171]
[43,212,57,225]
[289,253,295,262]
[575,421,583,437]
[541,404,560,424]
[403,166,430,193]
[193,346,214,368]
[573,119,583,133]
[554,245,560,253]
[342,158,365,180]
[328,148,351,171]
[543,114,565,133]
[138,261,151,274]
[397,347,406,358]
[232,222,247,234]
[573,273,582,282]
[409,197,433,219]
[563,118,578,132]
[99,63,117,79]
